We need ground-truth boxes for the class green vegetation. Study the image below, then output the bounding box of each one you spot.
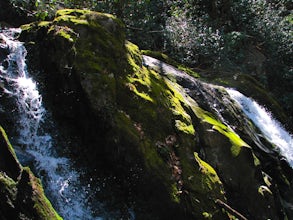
[0,172,17,191]
[193,152,222,189]
[0,126,18,159]
[8,4,290,218]
[9,0,292,127]
[121,39,229,218]
[0,126,62,220]
[198,109,249,157]
[167,82,249,157]
[23,167,63,220]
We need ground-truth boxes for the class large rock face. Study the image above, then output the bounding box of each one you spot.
[19,9,293,219]
[0,126,61,220]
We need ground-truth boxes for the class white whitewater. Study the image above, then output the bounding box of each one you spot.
[227,88,293,167]
[0,28,103,219]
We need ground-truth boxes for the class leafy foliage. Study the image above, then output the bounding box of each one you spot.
[7,0,293,127]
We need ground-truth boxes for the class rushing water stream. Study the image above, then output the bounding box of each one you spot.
[227,89,293,167]
[0,28,106,220]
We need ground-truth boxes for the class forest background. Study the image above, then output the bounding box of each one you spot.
[5,0,293,129]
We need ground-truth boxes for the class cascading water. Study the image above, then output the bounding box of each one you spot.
[227,88,293,167]
[0,28,105,219]
[142,55,293,166]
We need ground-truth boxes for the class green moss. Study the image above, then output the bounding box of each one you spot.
[21,23,33,31]
[0,167,61,219]
[56,29,74,42]
[122,43,205,206]
[258,185,272,197]
[177,152,225,217]
[125,43,167,104]
[54,9,92,26]
[126,41,143,72]
[124,42,154,101]
[20,8,229,219]
[38,21,51,27]
[167,82,249,157]
[115,110,168,180]
[166,82,190,119]
[72,25,124,76]
[55,9,87,17]
[194,152,222,188]
[202,212,213,219]
[171,183,180,203]
[25,10,226,217]
[55,9,116,21]
[23,167,63,220]
[0,172,17,208]
[115,110,140,142]
[0,126,18,160]
[198,108,249,156]
[54,9,124,40]
[54,15,89,26]
[165,80,195,135]
[47,25,77,43]
[126,82,154,102]
[0,172,17,189]
[38,9,126,77]
[33,199,63,220]
[123,66,195,136]
[20,23,40,32]
[21,21,52,33]
[285,14,293,24]
[144,140,167,175]
[175,120,195,135]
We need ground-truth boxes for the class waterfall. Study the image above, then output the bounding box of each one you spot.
[227,88,293,167]
[0,28,105,219]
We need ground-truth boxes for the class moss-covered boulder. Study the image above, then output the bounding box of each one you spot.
[0,126,61,220]
[19,9,292,219]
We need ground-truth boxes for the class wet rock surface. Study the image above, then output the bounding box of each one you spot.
[0,8,288,219]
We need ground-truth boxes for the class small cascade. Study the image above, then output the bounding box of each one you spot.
[227,88,293,167]
[142,55,293,167]
[0,28,45,147]
[0,28,105,219]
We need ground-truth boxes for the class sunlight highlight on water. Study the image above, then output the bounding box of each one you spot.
[227,88,293,167]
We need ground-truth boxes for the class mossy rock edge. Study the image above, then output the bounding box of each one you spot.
[0,126,62,220]
[18,9,292,220]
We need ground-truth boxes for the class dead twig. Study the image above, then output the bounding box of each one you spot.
[215,199,248,220]
[125,25,164,33]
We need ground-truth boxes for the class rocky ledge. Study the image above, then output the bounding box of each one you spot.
[0,9,289,219]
